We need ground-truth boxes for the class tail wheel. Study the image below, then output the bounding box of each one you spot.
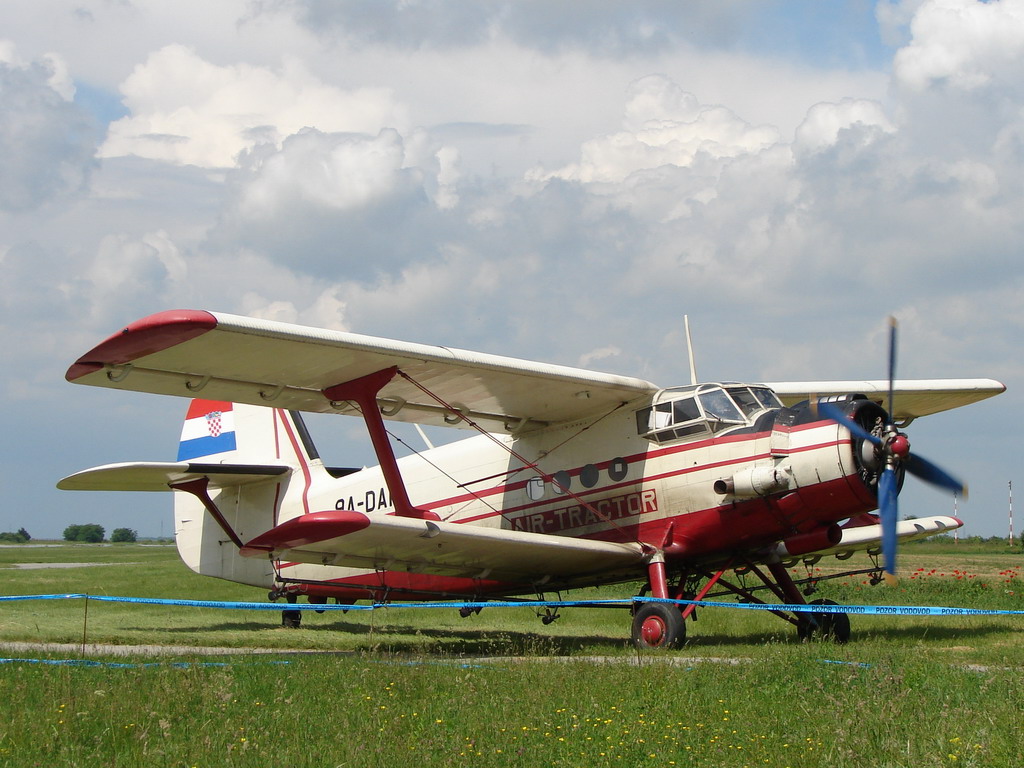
[797,599,850,644]
[631,603,686,649]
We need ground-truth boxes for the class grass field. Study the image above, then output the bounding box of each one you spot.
[1,542,1022,767]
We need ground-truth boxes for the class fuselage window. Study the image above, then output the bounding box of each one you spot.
[526,477,545,500]
[552,470,571,494]
[608,457,628,482]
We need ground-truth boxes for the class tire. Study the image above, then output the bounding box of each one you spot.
[631,603,686,649]
[798,599,850,644]
[282,593,302,628]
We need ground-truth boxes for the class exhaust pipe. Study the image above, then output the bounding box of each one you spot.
[714,466,793,497]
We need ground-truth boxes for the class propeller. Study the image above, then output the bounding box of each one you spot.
[818,317,967,585]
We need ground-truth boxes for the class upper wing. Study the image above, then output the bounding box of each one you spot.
[240,510,648,587]
[762,379,1005,421]
[57,461,290,492]
[67,310,658,434]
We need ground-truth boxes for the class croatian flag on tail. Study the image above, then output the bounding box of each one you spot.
[178,400,237,461]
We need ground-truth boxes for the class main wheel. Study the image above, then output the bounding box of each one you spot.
[282,593,302,628]
[797,599,850,644]
[631,603,686,649]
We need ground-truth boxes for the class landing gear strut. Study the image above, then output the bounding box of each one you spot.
[631,555,686,649]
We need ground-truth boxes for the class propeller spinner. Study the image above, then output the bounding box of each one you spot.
[819,318,967,585]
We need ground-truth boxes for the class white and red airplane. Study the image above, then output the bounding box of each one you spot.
[58,310,1004,648]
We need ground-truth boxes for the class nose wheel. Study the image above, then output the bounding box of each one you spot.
[631,603,686,649]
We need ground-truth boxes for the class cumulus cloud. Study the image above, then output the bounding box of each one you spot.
[0,45,97,211]
[893,0,1024,93]
[534,75,779,185]
[889,0,1024,158]
[793,98,894,155]
[3,0,1024,536]
[211,125,461,279]
[235,128,413,215]
[100,44,409,167]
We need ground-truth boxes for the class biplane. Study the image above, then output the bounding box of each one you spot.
[58,310,1004,648]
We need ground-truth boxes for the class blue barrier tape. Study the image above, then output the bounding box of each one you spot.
[2,592,1023,617]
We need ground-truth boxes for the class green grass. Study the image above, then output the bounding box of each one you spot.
[1,650,1022,767]
[1,544,1022,767]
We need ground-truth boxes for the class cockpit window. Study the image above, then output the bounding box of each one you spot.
[726,387,761,417]
[673,397,702,423]
[751,387,783,410]
[635,383,782,444]
[699,389,744,423]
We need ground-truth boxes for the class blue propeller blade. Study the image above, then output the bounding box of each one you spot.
[877,467,899,581]
[887,317,897,420]
[815,317,963,585]
[905,453,968,498]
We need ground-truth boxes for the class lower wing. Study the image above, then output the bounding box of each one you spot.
[240,510,648,587]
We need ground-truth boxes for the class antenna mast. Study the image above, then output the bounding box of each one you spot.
[684,315,698,386]
[1010,480,1015,546]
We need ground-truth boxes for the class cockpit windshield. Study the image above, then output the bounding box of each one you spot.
[635,384,782,444]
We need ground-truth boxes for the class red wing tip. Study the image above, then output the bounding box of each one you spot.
[66,310,218,381]
[241,511,371,555]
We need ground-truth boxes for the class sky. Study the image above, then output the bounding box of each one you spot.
[1,0,1021,542]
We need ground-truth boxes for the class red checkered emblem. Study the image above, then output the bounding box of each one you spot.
[205,411,223,437]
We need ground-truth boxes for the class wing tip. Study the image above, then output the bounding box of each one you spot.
[66,310,218,382]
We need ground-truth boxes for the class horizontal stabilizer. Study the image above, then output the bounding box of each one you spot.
[57,461,289,492]
[241,510,647,586]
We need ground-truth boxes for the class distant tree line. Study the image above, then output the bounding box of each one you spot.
[61,525,139,543]
[0,527,31,543]
[63,524,105,543]
[111,528,138,543]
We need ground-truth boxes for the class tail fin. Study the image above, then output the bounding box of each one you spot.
[177,399,318,466]
[178,400,238,460]
[173,399,321,586]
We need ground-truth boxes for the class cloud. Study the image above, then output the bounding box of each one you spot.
[793,98,894,155]
[211,126,458,279]
[100,44,409,167]
[2,0,1023,536]
[0,45,97,211]
[533,75,779,185]
[280,0,749,55]
[893,0,1024,93]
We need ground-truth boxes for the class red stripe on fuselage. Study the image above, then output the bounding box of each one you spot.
[443,423,844,524]
[277,410,312,516]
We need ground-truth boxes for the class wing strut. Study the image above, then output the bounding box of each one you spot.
[170,477,245,548]
[323,368,440,522]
